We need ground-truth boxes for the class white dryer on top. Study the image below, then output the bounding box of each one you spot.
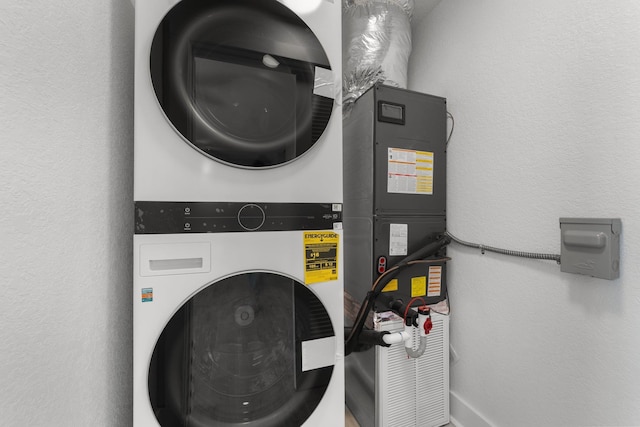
[134,0,342,203]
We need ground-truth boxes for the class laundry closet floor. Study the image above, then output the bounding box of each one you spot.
[345,406,455,427]
[344,406,359,427]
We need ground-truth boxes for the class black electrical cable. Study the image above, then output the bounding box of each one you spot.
[345,235,451,355]
[446,111,455,146]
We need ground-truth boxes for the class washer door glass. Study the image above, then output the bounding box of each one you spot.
[150,0,335,168]
[148,272,335,426]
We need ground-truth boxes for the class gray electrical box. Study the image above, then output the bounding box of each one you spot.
[559,218,622,280]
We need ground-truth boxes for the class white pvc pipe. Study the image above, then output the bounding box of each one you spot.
[382,330,411,345]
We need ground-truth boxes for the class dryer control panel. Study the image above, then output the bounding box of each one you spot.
[135,201,343,234]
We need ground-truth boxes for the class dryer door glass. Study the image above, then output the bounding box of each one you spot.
[150,0,335,168]
[149,272,335,426]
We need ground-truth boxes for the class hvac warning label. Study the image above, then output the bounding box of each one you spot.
[304,231,339,285]
[389,223,408,256]
[427,266,443,297]
[411,276,427,297]
[387,148,434,195]
[382,278,399,293]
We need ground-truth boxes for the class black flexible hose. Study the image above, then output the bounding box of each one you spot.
[345,235,451,355]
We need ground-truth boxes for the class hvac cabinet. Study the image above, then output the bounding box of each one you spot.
[343,84,450,427]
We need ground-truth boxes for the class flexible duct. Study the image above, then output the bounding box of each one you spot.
[342,0,414,108]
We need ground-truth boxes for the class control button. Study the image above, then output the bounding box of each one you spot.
[377,256,387,274]
[237,204,266,231]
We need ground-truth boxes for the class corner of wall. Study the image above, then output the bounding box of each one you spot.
[450,391,495,427]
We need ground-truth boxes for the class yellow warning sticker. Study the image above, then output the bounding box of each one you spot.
[304,231,339,285]
[411,276,427,297]
[427,266,443,297]
[382,278,399,293]
[387,148,434,195]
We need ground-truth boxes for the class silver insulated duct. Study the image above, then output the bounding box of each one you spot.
[342,0,414,108]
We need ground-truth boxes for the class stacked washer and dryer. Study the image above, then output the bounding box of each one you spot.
[132,1,343,426]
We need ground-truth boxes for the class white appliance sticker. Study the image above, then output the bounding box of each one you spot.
[389,223,408,256]
[301,337,336,371]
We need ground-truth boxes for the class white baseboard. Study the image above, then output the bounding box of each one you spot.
[449,391,495,427]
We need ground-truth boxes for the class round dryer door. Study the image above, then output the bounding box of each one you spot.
[148,272,336,426]
[150,0,336,168]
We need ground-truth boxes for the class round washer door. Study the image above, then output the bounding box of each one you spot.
[150,0,336,168]
[148,272,336,426]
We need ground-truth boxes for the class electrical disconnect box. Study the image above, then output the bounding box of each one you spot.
[343,84,448,427]
[560,218,622,280]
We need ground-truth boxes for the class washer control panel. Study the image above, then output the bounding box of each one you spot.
[135,201,342,234]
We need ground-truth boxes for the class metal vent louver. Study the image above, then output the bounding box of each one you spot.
[376,312,450,427]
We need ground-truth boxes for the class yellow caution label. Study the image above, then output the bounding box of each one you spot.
[388,148,435,195]
[411,276,427,297]
[382,278,399,292]
[304,231,339,285]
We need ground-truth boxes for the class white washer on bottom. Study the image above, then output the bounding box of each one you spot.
[133,203,344,427]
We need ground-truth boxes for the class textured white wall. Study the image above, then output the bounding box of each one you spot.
[409,1,640,426]
[1,1,134,425]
